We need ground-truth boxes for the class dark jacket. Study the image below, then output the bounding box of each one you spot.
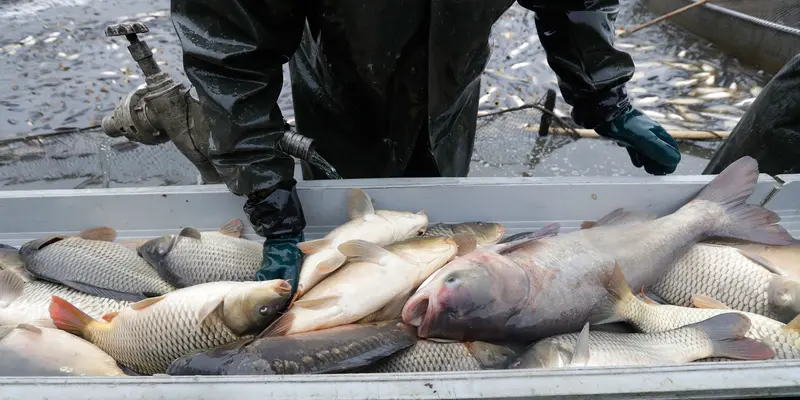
[170,0,634,237]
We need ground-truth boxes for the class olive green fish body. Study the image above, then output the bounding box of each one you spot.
[423,222,505,246]
[23,237,174,301]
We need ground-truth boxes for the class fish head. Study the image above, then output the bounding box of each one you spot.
[18,235,66,261]
[452,222,506,245]
[222,279,292,335]
[376,210,428,237]
[387,236,459,272]
[768,276,800,322]
[136,234,176,268]
[402,251,530,341]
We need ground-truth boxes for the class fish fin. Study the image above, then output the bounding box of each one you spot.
[453,233,478,256]
[569,322,591,367]
[293,294,341,310]
[296,239,331,255]
[693,157,793,245]
[260,313,295,337]
[584,208,657,229]
[638,287,662,305]
[217,218,244,238]
[495,223,561,246]
[465,342,519,369]
[589,263,636,325]
[15,323,42,334]
[77,227,117,242]
[690,313,775,360]
[691,294,731,309]
[117,239,147,251]
[348,188,375,220]
[317,250,349,274]
[736,249,784,275]
[49,296,95,337]
[338,240,392,266]
[0,268,26,308]
[196,295,225,324]
[130,294,167,311]
[426,338,460,343]
[101,312,120,322]
[60,280,147,302]
[178,227,202,240]
[783,314,800,332]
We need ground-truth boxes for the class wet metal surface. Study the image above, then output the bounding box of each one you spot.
[0,0,774,188]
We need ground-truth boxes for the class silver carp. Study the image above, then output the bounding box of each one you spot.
[404,157,794,342]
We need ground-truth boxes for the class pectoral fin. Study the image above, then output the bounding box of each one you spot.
[691,294,731,309]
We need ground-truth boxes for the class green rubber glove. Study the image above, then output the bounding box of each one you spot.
[595,106,682,175]
[257,232,304,301]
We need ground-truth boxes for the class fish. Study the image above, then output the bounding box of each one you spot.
[167,320,417,375]
[137,219,265,288]
[0,267,130,327]
[690,87,728,96]
[21,227,175,302]
[642,110,666,120]
[295,188,428,296]
[707,239,800,279]
[632,96,660,106]
[264,235,463,336]
[699,112,741,123]
[0,323,126,376]
[363,340,524,373]
[733,98,756,107]
[750,86,763,97]
[0,244,23,270]
[650,243,800,323]
[671,79,698,88]
[510,62,531,70]
[591,265,800,360]
[422,222,505,246]
[667,98,706,106]
[513,313,773,368]
[402,157,794,342]
[703,105,745,115]
[663,61,701,72]
[698,92,733,101]
[49,279,292,374]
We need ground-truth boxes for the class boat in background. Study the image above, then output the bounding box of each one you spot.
[643,0,800,74]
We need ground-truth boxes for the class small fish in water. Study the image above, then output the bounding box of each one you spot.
[692,72,713,79]
[628,87,648,95]
[632,96,659,106]
[592,266,800,360]
[167,320,417,375]
[514,313,773,368]
[423,222,505,246]
[403,157,793,342]
[698,92,733,101]
[750,86,763,97]
[704,75,716,86]
[508,42,529,58]
[21,227,175,302]
[615,43,636,49]
[642,110,666,120]
[702,105,745,115]
[670,79,698,88]
[701,64,716,72]
[0,323,126,376]
[691,87,728,96]
[138,219,264,288]
[667,98,706,106]
[650,243,800,323]
[264,236,463,336]
[699,112,741,123]
[734,98,756,107]
[364,340,524,372]
[295,189,427,296]
[677,49,687,58]
[478,94,491,104]
[508,95,525,107]
[663,61,701,72]
[49,279,292,374]
[637,45,656,52]
[0,267,130,327]
[510,62,531,70]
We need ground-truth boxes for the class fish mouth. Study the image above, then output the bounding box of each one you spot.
[402,292,435,338]
[275,280,292,297]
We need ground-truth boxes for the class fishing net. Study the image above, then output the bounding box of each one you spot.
[471,91,582,176]
[712,0,800,30]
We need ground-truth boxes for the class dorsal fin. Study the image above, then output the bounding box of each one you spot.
[348,189,375,220]
[569,322,591,366]
[581,208,657,229]
[77,227,117,242]
[784,314,800,332]
[217,218,244,238]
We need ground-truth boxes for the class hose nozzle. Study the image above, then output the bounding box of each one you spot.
[277,131,316,161]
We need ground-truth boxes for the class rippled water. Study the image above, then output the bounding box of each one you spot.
[0,0,775,188]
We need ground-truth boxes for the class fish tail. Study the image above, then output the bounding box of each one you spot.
[688,313,775,360]
[692,157,792,245]
[49,295,96,338]
[589,263,637,325]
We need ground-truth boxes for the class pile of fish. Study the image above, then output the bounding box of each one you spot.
[0,156,798,377]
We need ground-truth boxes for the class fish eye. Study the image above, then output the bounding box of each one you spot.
[258,305,272,316]
[445,275,460,287]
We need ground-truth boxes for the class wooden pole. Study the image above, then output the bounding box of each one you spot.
[619,0,712,37]
[524,125,730,141]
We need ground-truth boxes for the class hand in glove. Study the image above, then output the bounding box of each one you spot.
[257,232,304,301]
[595,106,682,175]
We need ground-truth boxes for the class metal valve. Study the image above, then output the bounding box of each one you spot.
[105,22,161,77]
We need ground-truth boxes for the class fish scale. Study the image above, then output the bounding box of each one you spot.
[366,341,483,372]
[650,244,779,319]
[617,291,800,359]
[84,282,249,374]
[1,278,129,325]
[25,237,175,299]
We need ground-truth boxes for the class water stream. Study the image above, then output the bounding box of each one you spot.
[309,151,342,180]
